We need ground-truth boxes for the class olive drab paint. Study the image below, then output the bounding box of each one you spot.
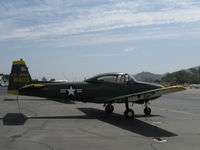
[8,59,32,94]
[7,59,186,118]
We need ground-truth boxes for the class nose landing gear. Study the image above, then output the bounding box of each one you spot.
[124,98,134,119]
[144,102,151,116]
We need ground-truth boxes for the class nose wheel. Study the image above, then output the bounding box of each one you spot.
[144,102,151,116]
[144,107,151,115]
[105,104,114,113]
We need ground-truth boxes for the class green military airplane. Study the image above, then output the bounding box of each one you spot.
[8,59,186,118]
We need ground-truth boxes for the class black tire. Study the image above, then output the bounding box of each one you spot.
[124,109,135,119]
[105,104,114,113]
[144,107,151,116]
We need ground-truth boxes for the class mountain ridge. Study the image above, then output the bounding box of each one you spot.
[134,65,200,82]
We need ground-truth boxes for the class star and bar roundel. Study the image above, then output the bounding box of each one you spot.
[59,86,83,96]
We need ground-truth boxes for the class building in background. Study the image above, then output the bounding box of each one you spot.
[0,74,9,87]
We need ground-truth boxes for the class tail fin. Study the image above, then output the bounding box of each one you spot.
[8,59,32,94]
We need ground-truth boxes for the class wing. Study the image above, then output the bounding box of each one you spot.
[104,85,187,103]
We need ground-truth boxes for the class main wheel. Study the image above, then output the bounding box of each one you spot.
[144,107,151,116]
[105,104,114,113]
[124,109,135,119]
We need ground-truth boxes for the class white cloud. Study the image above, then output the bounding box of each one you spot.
[114,1,142,9]
[124,47,135,52]
[82,53,119,57]
[0,0,200,41]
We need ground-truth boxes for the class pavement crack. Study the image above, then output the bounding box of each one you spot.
[21,107,38,117]
[150,143,157,150]
[6,120,48,148]
[78,127,114,139]
[31,140,55,150]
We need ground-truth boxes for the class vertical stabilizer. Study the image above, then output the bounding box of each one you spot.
[8,59,32,94]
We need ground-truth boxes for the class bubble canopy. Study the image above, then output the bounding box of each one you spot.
[85,72,136,84]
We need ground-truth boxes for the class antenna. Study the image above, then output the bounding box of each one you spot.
[62,73,69,81]
[16,96,21,113]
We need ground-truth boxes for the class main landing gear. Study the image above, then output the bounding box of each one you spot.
[124,98,134,119]
[105,104,114,113]
[104,100,134,119]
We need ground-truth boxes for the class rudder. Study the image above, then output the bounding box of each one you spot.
[8,59,32,94]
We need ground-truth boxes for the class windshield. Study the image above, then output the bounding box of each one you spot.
[117,74,135,83]
[130,75,136,82]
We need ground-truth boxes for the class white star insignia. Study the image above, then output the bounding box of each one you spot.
[67,86,76,96]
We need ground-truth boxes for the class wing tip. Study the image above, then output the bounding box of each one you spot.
[162,85,187,91]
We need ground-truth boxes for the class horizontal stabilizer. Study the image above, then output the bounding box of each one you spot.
[21,84,44,89]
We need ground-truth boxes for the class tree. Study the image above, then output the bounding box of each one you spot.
[161,73,176,84]
[49,78,56,82]
[174,70,190,84]
[42,77,47,81]
[162,68,200,84]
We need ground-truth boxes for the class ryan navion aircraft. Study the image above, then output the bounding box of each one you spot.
[8,59,186,118]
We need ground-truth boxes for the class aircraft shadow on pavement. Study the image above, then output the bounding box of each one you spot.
[1,108,177,138]
[3,98,76,104]
[2,113,28,125]
[78,108,177,138]
[1,113,93,126]
[3,98,48,102]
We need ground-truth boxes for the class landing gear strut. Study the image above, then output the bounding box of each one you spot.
[144,102,151,116]
[124,98,134,119]
[105,104,114,113]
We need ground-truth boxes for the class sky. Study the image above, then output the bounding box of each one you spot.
[0,0,200,81]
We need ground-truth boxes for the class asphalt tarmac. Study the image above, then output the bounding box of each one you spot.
[0,87,200,150]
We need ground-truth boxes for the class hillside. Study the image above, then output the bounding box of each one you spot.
[134,65,200,84]
[134,72,163,82]
[162,66,200,84]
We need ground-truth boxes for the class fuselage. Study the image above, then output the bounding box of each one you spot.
[19,80,162,103]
